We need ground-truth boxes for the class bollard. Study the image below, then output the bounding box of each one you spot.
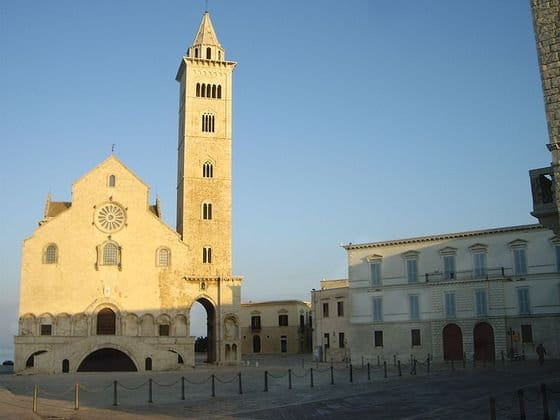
[330,365,334,385]
[501,350,505,366]
[489,396,496,420]
[238,372,243,395]
[426,357,430,373]
[211,374,216,397]
[542,383,550,420]
[310,368,314,387]
[522,349,526,361]
[113,380,118,406]
[148,378,153,403]
[383,361,387,378]
[74,383,79,410]
[288,369,292,390]
[518,389,526,420]
[32,385,38,413]
[367,362,371,381]
[393,354,396,367]
[451,360,455,371]
[256,361,259,368]
[398,360,402,376]
[263,371,268,392]
[412,359,417,375]
[349,364,353,383]
[181,376,185,400]
[377,355,380,367]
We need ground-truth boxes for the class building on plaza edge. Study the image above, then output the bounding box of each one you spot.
[335,224,560,364]
[14,12,243,374]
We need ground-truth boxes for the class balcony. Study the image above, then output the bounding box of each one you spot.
[424,267,512,283]
[250,325,261,332]
[529,166,559,232]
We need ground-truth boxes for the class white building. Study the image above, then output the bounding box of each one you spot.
[343,224,560,363]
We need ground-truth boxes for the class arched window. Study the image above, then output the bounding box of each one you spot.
[194,48,199,58]
[196,83,200,97]
[202,202,213,220]
[203,161,214,178]
[44,244,58,264]
[158,248,170,267]
[206,47,211,59]
[145,357,152,371]
[217,85,222,99]
[218,51,221,60]
[62,359,69,373]
[201,84,206,98]
[186,48,189,57]
[211,115,215,132]
[108,175,116,187]
[97,308,116,335]
[203,246,212,264]
[212,85,216,98]
[103,243,119,266]
[201,113,215,133]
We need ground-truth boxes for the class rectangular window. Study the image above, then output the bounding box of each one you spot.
[372,297,383,322]
[370,262,382,286]
[411,329,421,346]
[338,332,345,348]
[521,324,533,343]
[278,314,288,326]
[324,333,330,348]
[517,287,531,314]
[374,330,383,347]
[159,324,170,336]
[337,301,344,317]
[444,292,456,318]
[473,252,487,278]
[475,289,488,316]
[406,259,418,283]
[409,295,420,320]
[40,324,52,336]
[322,302,329,318]
[513,248,527,275]
[251,316,261,330]
[443,255,456,280]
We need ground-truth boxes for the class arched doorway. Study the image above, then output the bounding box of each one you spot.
[442,323,463,361]
[25,350,47,368]
[253,335,261,353]
[77,348,137,372]
[97,308,116,335]
[474,322,495,361]
[189,297,217,363]
[62,359,69,373]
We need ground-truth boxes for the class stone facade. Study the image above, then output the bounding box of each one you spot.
[240,301,312,355]
[311,280,350,362]
[343,224,560,363]
[14,12,243,374]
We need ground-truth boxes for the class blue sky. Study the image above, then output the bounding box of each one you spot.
[0,0,550,360]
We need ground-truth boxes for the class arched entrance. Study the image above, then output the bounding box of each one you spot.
[25,350,47,368]
[442,323,463,361]
[77,348,137,372]
[474,322,495,361]
[190,297,217,363]
[253,335,261,353]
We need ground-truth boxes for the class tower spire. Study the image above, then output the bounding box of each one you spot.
[193,12,221,47]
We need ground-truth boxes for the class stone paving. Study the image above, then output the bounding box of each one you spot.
[1,356,560,419]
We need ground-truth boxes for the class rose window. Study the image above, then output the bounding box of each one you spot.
[95,203,126,232]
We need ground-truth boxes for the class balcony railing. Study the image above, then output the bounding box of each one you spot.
[424,267,513,283]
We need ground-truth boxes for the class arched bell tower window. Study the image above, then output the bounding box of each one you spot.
[206,47,212,59]
[108,174,116,187]
[202,202,213,220]
[201,113,215,133]
[196,83,200,97]
[212,85,217,98]
[194,48,199,58]
[217,85,222,99]
[201,84,206,98]
[203,161,214,178]
[203,246,212,264]
[44,244,58,264]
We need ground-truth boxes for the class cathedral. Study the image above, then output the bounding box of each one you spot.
[14,12,242,373]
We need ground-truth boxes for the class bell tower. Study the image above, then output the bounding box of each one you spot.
[176,12,236,277]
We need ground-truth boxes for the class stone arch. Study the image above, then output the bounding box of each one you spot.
[90,302,122,336]
[156,313,172,336]
[38,313,55,335]
[77,347,138,372]
[442,323,463,361]
[19,313,36,336]
[232,343,238,361]
[474,322,495,361]
[25,350,47,368]
[189,295,217,363]
[72,313,88,336]
[124,313,139,336]
[140,314,155,336]
[173,314,188,336]
[56,313,71,335]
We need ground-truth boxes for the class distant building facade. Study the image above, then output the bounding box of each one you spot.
[311,280,350,362]
[240,301,312,354]
[343,224,560,363]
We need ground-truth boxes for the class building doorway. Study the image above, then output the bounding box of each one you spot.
[442,323,463,361]
[474,322,495,361]
[77,348,137,372]
[190,298,217,363]
[281,336,287,353]
[253,335,261,353]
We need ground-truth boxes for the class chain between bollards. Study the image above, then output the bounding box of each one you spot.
[383,361,387,378]
[264,371,268,392]
[32,385,38,413]
[310,367,314,387]
[113,380,118,406]
[288,369,292,389]
[542,383,550,420]
[181,376,185,400]
[489,396,496,420]
[517,389,526,420]
[211,374,216,397]
[238,372,243,395]
[74,383,79,410]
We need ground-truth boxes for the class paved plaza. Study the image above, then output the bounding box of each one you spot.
[1,355,560,419]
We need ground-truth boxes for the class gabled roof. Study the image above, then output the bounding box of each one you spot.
[193,12,222,47]
[45,201,71,218]
[73,154,149,189]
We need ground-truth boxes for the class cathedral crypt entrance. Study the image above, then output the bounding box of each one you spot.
[442,323,464,361]
[474,322,495,361]
[77,348,137,372]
